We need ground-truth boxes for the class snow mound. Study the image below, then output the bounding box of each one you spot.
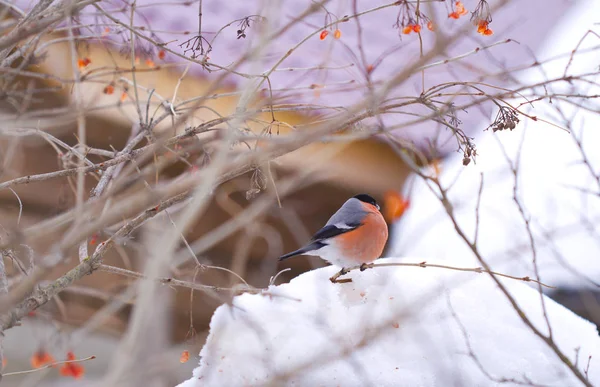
[177,258,600,387]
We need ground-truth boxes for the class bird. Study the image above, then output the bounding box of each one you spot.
[279,194,388,283]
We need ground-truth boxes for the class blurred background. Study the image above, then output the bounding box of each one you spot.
[1,0,599,385]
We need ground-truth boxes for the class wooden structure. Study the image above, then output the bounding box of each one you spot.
[1,39,410,341]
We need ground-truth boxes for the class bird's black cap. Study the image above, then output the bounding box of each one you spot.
[353,194,378,208]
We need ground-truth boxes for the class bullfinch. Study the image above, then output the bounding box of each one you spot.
[279,194,388,282]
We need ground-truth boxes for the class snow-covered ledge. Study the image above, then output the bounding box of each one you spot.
[177,258,600,386]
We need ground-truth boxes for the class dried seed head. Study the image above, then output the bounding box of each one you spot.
[491,106,519,132]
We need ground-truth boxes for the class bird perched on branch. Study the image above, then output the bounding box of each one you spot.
[279,194,388,283]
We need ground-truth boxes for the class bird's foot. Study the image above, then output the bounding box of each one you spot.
[330,267,353,284]
[359,263,374,272]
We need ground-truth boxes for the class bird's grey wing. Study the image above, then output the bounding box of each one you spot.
[309,198,368,241]
[325,198,368,228]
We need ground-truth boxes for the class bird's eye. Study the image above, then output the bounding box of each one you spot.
[375,203,380,210]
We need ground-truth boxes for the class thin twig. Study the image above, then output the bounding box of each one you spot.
[332,261,556,289]
[3,355,96,377]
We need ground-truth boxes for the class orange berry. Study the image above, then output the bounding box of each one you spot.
[158,50,166,60]
[476,20,493,35]
[449,1,468,19]
[31,350,55,369]
[145,59,155,68]
[77,57,91,69]
[427,21,434,31]
[59,352,84,379]
[402,26,412,34]
[319,30,328,40]
[412,24,422,33]
[456,1,468,15]
[477,20,487,33]
[383,191,410,223]
[334,29,341,39]
[90,234,98,245]
[103,85,114,95]
[180,350,190,363]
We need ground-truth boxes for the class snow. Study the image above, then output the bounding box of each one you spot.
[176,258,600,387]
[389,0,600,289]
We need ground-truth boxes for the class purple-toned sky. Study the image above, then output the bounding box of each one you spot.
[14,0,581,150]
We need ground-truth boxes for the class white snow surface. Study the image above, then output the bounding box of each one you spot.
[177,258,600,387]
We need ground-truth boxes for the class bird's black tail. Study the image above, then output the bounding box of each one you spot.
[279,242,325,261]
